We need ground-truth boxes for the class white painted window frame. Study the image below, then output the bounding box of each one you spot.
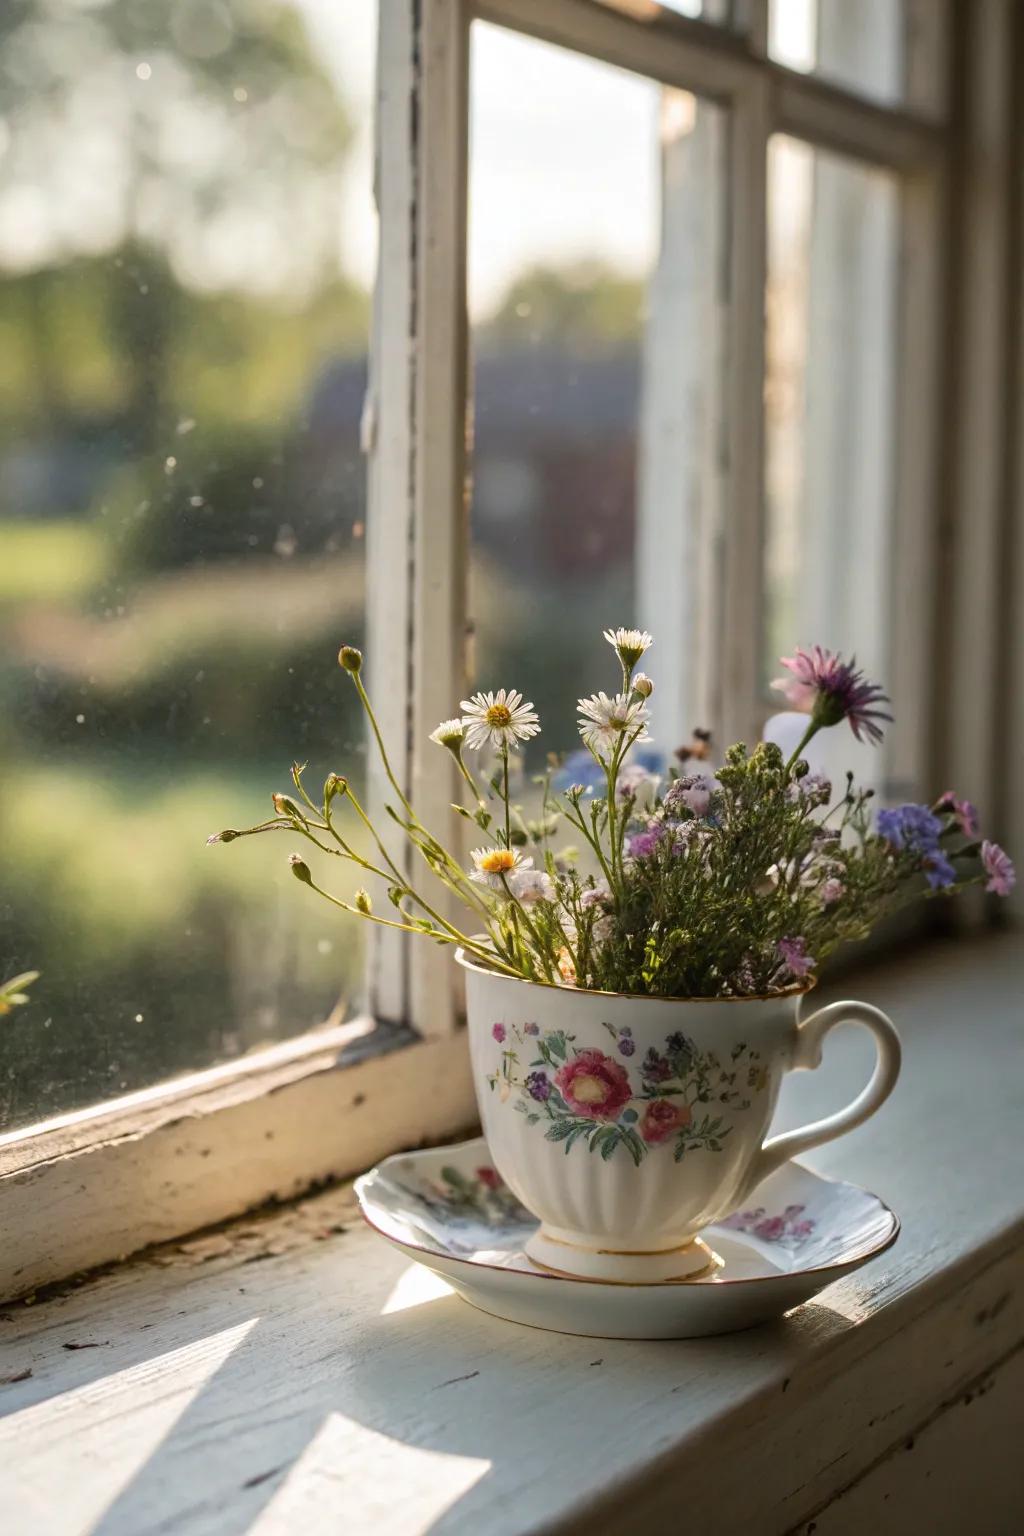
[6,0,1000,1303]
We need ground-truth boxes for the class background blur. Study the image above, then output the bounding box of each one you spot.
[0,0,899,1128]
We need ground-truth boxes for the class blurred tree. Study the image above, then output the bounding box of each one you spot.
[479,261,646,351]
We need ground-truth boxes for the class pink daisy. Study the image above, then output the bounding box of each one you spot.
[981,841,1015,897]
[774,646,891,745]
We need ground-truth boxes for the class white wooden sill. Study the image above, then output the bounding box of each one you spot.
[2,932,1022,1536]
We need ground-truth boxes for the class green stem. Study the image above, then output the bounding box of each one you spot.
[785,719,820,776]
[501,747,511,850]
[300,871,521,977]
[501,876,558,983]
[351,671,416,821]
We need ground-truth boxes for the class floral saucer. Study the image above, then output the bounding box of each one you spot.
[355,1137,899,1338]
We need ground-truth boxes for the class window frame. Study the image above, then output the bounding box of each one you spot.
[6,0,1017,1303]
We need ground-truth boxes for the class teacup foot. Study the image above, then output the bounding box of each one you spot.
[524,1228,721,1284]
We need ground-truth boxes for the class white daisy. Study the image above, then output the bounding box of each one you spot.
[507,867,556,904]
[469,846,530,891]
[603,627,653,670]
[577,692,650,758]
[460,689,540,753]
[429,718,465,749]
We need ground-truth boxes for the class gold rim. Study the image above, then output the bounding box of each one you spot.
[356,1187,901,1291]
[454,946,817,1004]
[526,1248,724,1286]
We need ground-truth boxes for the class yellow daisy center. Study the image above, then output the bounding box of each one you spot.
[485,704,512,728]
[478,849,517,874]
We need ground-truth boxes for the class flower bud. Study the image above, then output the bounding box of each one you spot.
[632,673,653,699]
[288,854,312,885]
[354,888,372,915]
[207,829,239,844]
[429,718,465,751]
[338,644,363,674]
[273,792,304,819]
[324,773,348,803]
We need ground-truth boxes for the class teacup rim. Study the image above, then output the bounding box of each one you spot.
[454,945,818,1005]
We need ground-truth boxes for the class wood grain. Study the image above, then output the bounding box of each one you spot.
[0,934,1021,1535]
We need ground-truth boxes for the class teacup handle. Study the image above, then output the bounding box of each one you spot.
[737,1000,902,1202]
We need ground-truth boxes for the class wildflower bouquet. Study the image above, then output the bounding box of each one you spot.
[209,630,1014,999]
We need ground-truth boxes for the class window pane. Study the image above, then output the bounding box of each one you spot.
[467,23,725,772]
[763,135,899,788]
[769,0,905,106]
[0,1,375,1130]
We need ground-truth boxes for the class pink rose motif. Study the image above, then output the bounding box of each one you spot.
[554,1049,632,1121]
[476,1166,501,1191]
[639,1098,692,1145]
[753,1216,787,1241]
[492,1023,506,1043]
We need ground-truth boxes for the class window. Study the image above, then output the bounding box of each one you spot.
[7,0,1020,1297]
[0,1,376,1129]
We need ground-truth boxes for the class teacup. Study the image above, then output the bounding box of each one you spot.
[457,950,901,1283]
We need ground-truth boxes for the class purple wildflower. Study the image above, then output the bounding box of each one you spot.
[664,773,716,818]
[877,804,943,854]
[981,841,1016,897]
[774,646,892,745]
[524,1021,540,1036]
[627,826,665,859]
[788,772,832,808]
[776,936,815,978]
[936,791,979,837]
[617,1036,635,1056]
[526,1070,550,1102]
[492,1022,506,1043]
[580,882,611,909]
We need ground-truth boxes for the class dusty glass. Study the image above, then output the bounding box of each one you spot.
[0,0,376,1129]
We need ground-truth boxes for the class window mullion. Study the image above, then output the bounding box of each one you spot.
[408,0,472,1036]
[365,3,418,1028]
[718,71,771,748]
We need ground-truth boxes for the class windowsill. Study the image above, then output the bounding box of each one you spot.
[2,932,1022,1534]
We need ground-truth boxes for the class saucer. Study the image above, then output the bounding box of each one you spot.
[355,1137,899,1339]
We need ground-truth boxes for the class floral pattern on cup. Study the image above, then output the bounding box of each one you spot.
[720,1202,817,1247]
[487,1020,767,1166]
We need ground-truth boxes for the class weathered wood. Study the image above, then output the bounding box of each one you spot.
[0,1030,476,1302]
[1,935,1020,1536]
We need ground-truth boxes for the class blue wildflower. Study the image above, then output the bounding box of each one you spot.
[924,852,956,889]
[877,804,943,854]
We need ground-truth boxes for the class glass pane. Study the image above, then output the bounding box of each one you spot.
[0,1,376,1130]
[467,22,725,778]
[763,135,899,788]
[769,0,905,106]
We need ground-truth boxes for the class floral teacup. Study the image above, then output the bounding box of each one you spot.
[458,950,901,1283]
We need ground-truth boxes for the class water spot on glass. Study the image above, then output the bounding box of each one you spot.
[252,476,264,489]
[202,716,211,726]
[515,302,531,318]
[233,86,248,102]
[176,418,196,436]
[189,496,205,508]
[75,714,85,724]
[136,62,152,81]
[164,456,177,473]
[135,1013,144,1023]
[139,284,149,295]
[247,534,259,546]
[317,939,333,955]
[273,524,297,558]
